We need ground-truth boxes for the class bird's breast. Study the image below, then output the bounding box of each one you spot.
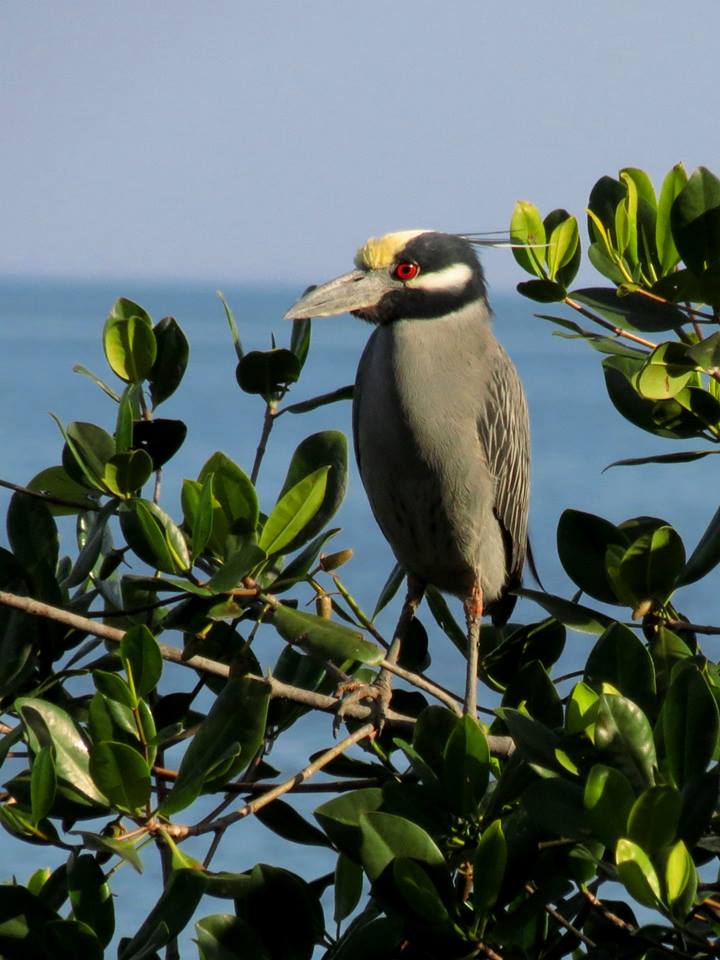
[354,309,506,599]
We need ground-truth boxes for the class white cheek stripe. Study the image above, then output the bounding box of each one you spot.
[407,262,474,292]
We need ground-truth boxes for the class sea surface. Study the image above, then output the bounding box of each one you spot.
[1,276,718,951]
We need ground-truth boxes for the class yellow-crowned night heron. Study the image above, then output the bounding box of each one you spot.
[284,230,530,718]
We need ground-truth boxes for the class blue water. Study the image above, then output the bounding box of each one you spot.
[1,276,718,950]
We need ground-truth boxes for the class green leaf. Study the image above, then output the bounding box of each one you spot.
[195,914,268,960]
[662,664,720,788]
[236,348,301,397]
[270,527,339,590]
[271,603,382,665]
[502,660,563,728]
[283,384,354,415]
[523,778,587,837]
[66,500,115,587]
[680,503,720,586]
[516,279,566,302]
[517,588,611,634]
[594,693,656,790]
[608,523,685,612]
[290,317,312,369]
[441,714,490,816]
[615,838,661,909]
[584,764,635,848]
[585,622,656,714]
[27,465,98,516]
[473,819,506,921]
[627,786,681,853]
[510,201,547,277]
[275,431,348,553]
[149,316,189,406]
[254,798,332,848]
[132,417,187,470]
[191,473,215,560]
[102,449,154,498]
[198,451,259,551]
[664,839,697,921]
[373,562,406,621]
[547,215,579,283]
[114,384,138,454]
[7,491,59,578]
[656,163,687,273]
[104,299,157,383]
[16,698,107,807]
[67,853,114,947]
[118,868,207,960]
[359,811,444,880]
[261,468,329,557]
[670,165,720,274]
[120,624,163,698]
[635,342,696,401]
[606,449,720,469]
[30,745,57,824]
[565,681,599,735]
[334,854,363,924]
[498,708,563,774]
[572,287,687,333]
[314,788,384,861]
[119,498,191,574]
[161,676,271,815]
[556,509,626,604]
[393,858,450,925]
[218,290,243,361]
[77,830,143,874]
[206,542,267,593]
[89,741,151,814]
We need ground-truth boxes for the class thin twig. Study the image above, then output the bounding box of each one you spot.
[165,722,376,839]
[250,404,276,485]
[564,298,657,350]
[152,767,392,794]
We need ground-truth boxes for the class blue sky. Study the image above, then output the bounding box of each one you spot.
[3,1,719,287]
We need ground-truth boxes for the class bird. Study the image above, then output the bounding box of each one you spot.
[284,230,530,719]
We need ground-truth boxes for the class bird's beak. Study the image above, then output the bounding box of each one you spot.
[283,269,389,320]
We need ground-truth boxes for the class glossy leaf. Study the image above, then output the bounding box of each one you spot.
[66,500,115,587]
[271,603,383,665]
[473,819,506,921]
[102,449,154,498]
[518,588,611,634]
[584,764,635,847]
[510,201,547,277]
[260,467,329,557]
[290,317,311,369]
[679,503,720,586]
[132,418,187,470]
[314,788,384,861]
[635,342,696,401]
[236,348,301,397]
[161,676,271,815]
[59,419,116,490]
[120,624,163,698]
[608,523,685,612]
[662,664,720,788]
[572,287,686,333]
[16,697,107,807]
[556,508,626,604]
[585,622,656,714]
[441,714,490,816]
[546,215,579,283]
[149,316,189,406]
[119,498,191,574]
[104,299,157,383]
[594,693,656,790]
[334,853,363,924]
[27,465,98,516]
[30,745,57,824]
[516,279,566,302]
[670,165,720,274]
[198,451,259,544]
[502,660,563,728]
[67,853,114,947]
[89,741,151,815]
[358,811,444,881]
[195,914,268,960]
[627,786,681,853]
[393,858,450,924]
[664,839,697,921]
[275,431,348,552]
[206,541,266,592]
[656,163,687,273]
[615,838,661,909]
[255,798,331,848]
[7,491,59,579]
[283,384,354,414]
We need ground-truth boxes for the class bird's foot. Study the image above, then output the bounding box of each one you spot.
[333,673,393,736]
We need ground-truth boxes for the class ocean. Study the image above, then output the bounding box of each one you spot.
[1,276,717,950]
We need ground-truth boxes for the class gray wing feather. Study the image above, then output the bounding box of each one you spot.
[477,343,530,585]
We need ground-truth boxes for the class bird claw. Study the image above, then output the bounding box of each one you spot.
[333,676,392,736]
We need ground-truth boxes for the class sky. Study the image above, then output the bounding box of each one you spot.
[3,0,720,288]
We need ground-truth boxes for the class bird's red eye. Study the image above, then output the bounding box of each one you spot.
[393,261,419,281]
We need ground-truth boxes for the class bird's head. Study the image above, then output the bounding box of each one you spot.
[283,230,489,324]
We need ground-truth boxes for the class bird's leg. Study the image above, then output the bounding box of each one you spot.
[334,575,424,733]
[463,580,483,717]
